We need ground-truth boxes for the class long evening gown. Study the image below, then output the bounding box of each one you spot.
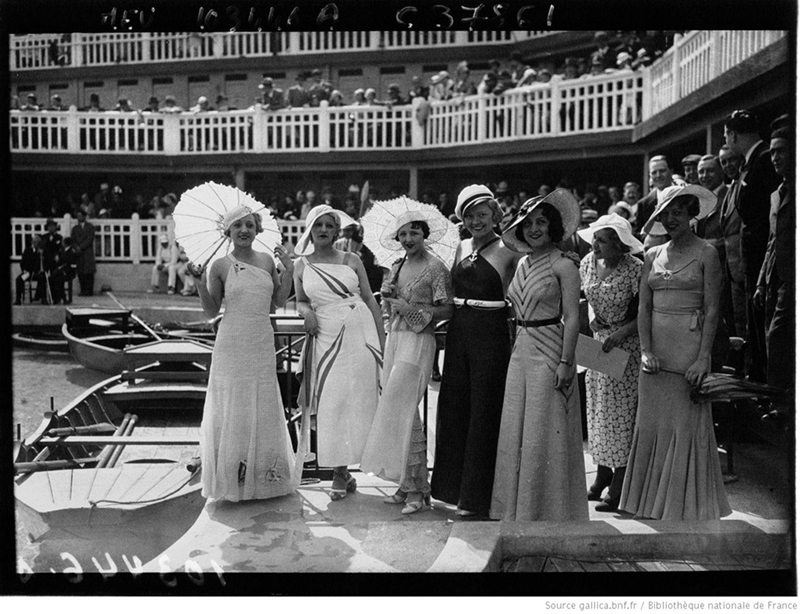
[490,250,588,521]
[200,255,299,502]
[619,243,732,520]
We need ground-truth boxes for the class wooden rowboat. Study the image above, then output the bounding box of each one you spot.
[12,327,70,352]
[14,349,211,569]
[62,307,215,373]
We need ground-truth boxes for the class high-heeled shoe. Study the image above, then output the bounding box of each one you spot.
[595,497,620,513]
[329,473,357,501]
[401,493,430,515]
[383,489,407,504]
[587,465,613,501]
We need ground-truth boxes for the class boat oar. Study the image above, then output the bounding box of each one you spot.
[95,413,132,470]
[105,291,162,341]
[48,423,117,437]
[105,414,138,468]
[15,457,99,473]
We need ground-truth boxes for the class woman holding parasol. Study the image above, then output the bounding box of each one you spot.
[293,205,385,501]
[619,184,732,520]
[175,182,300,502]
[360,202,454,515]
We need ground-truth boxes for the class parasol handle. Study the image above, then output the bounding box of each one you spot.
[106,291,162,341]
[199,237,230,272]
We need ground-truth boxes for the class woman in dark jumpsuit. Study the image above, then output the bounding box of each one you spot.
[431,184,521,518]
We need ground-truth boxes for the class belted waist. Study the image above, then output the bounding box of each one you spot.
[513,316,561,328]
[453,297,507,310]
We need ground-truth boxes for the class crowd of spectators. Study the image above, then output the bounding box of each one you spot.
[12,31,680,116]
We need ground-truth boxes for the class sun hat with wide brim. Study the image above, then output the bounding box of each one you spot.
[377,201,452,250]
[577,212,644,254]
[502,188,581,253]
[295,205,357,256]
[641,184,717,235]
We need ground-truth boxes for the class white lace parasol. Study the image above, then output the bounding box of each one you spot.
[172,181,282,267]
[360,196,460,268]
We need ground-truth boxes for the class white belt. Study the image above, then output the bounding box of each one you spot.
[453,298,507,309]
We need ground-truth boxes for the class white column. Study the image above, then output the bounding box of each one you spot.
[251,109,265,153]
[130,213,141,265]
[66,107,80,153]
[549,82,561,137]
[671,37,681,104]
[162,114,181,155]
[72,33,83,67]
[140,32,151,63]
[477,96,487,142]
[641,67,652,121]
[318,101,330,153]
[408,167,418,199]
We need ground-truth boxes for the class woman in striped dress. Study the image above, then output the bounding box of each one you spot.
[490,190,588,521]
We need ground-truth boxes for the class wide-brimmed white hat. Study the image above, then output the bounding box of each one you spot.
[577,212,643,254]
[502,188,581,253]
[295,205,356,256]
[642,184,717,235]
[378,202,452,250]
[454,184,497,220]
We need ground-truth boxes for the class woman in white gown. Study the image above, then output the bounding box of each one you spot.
[190,206,298,502]
[293,205,385,500]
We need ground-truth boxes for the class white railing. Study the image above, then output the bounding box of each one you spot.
[10,71,644,155]
[11,215,308,263]
[644,30,786,118]
[10,31,557,70]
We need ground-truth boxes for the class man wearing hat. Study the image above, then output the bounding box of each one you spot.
[71,208,97,296]
[754,123,793,407]
[307,69,331,107]
[257,77,285,111]
[591,31,616,71]
[48,94,68,111]
[41,218,65,304]
[142,95,160,113]
[21,93,41,111]
[723,109,781,381]
[161,95,184,113]
[681,154,702,185]
[431,184,521,519]
[287,72,309,108]
[149,234,178,294]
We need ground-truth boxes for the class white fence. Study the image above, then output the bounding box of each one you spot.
[10,215,308,263]
[10,31,555,71]
[645,30,786,117]
[10,72,645,154]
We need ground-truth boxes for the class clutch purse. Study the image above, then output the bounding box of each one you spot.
[403,305,433,333]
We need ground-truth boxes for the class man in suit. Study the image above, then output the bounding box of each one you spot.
[633,154,674,249]
[718,144,746,338]
[754,124,793,405]
[723,109,781,381]
[70,208,96,296]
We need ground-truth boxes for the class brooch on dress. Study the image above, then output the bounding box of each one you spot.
[661,270,673,281]
[468,249,480,263]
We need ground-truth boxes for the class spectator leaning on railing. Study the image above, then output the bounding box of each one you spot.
[287,72,310,108]
[161,95,184,113]
[257,78,285,110]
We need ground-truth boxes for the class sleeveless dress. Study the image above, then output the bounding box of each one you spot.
[431,238,511,515]
[361,256,452,493]
[200,254,299,502]
[299,259,382,467]
[619,243,732,520]
[490,251,588,521]
[580,252,642,468]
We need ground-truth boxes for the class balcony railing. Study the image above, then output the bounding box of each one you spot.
[11,215,309,263]
[10,31,555,71]
[10,71,645,155]
[644,30,786,117]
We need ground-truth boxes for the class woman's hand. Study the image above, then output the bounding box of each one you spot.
[383,297,409,315]
[601,329,625,352]
[187,262,205,280]
[641,350,660,374]
[684,357,710,387]
[303,310,319,336]
[554,362,575,394]
[273,245,293,271]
